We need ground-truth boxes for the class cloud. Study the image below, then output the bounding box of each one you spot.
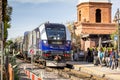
[9,0,73,4]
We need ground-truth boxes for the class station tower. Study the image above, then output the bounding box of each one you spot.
[75,0,117,51]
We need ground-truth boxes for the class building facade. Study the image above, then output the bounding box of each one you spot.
[75,0,117,51]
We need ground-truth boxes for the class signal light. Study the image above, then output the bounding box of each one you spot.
[43,53,50,57]
[64,54,70,57]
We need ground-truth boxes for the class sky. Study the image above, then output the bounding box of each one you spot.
[8,0,120,40]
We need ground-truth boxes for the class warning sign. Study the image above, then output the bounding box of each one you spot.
[30,49,34,54]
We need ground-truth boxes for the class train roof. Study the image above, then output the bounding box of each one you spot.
[24,31,30,35]
[45,23,65,27]
[32,22,66,31]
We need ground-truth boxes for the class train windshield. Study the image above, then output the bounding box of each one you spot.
[45,24,66,40]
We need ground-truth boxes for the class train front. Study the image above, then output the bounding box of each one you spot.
[39,23,71,67]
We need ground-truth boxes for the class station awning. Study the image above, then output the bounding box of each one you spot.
[102,40,113,43]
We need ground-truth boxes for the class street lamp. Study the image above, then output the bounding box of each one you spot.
[0,21,4,80]
[114,8,120,54]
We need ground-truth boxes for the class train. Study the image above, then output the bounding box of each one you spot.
[21,22,72,67]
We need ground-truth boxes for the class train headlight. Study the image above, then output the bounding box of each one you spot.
[43,40,47,44]
[43,40,48,46]
[66,41,71,47]
[67,41,70,44]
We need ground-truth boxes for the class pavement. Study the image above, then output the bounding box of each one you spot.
[16,59,120,80]
[16,59,31,80]
[18,70,31,80]
[66,61,120,80]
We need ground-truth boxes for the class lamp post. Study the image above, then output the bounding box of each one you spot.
[0,21,4,80]
[114,8,120,54]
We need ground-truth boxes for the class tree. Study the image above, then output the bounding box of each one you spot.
[5,40,13,48]
[2,0,12,44]
[66,22,76,43]
[66,22,81,51]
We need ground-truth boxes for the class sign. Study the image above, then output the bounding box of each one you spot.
[114,35,118,41]
[30,49,34,54]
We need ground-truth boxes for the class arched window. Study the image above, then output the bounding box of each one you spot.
[79,11,81,21]
[96,9,101,23]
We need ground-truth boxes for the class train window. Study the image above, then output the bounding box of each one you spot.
[46,26,66,40]
[37,31,40,38]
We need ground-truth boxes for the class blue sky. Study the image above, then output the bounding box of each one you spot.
[8,0,120,39]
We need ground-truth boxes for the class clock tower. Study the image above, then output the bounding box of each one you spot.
[75,0,116,50]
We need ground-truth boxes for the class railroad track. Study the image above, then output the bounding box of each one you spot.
[17,57,108,80]
[45,67,108,80]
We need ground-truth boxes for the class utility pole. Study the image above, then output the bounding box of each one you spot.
[0,22,4,80]
[114,8,120,53]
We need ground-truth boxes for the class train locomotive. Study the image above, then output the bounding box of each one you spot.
[22,22,71,67]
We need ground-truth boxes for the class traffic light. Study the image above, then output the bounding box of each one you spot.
[0,22,4,41]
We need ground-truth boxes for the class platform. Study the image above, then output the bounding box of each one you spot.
[66,61,120,80]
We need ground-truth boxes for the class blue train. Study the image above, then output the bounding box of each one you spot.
[23,22,71,67]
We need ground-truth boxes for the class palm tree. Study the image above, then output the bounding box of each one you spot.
[2,0,12,80]
[2,0,12,44]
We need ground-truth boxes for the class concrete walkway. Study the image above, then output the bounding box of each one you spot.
[67,61,120,80]
[16,59,31,80]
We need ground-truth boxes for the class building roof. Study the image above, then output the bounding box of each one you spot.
[78,0,111,4]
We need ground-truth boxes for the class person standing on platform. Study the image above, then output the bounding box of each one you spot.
[98,48,104,66]
[111,49,119,69]
[104,49,110,67]
[110,48,115,68]
[115,50,119,69]
[86,48,92,62]
[74,51,79,61]
[78,50,85,61]
[93,48,99,66]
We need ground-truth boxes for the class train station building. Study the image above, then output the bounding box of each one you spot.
[75,0,117,51]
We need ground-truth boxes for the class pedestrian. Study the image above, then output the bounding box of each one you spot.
[98,47,104,66]
[93,48,99,66]
[91,48,95,62]
[104,49,110,67]
[109,48,115,68]
[111,55,115,70]
[86,48,92,62]
[78,50,84,61]
[114,50,119,69]
[102,49,106,65]
[74,51,79,61]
